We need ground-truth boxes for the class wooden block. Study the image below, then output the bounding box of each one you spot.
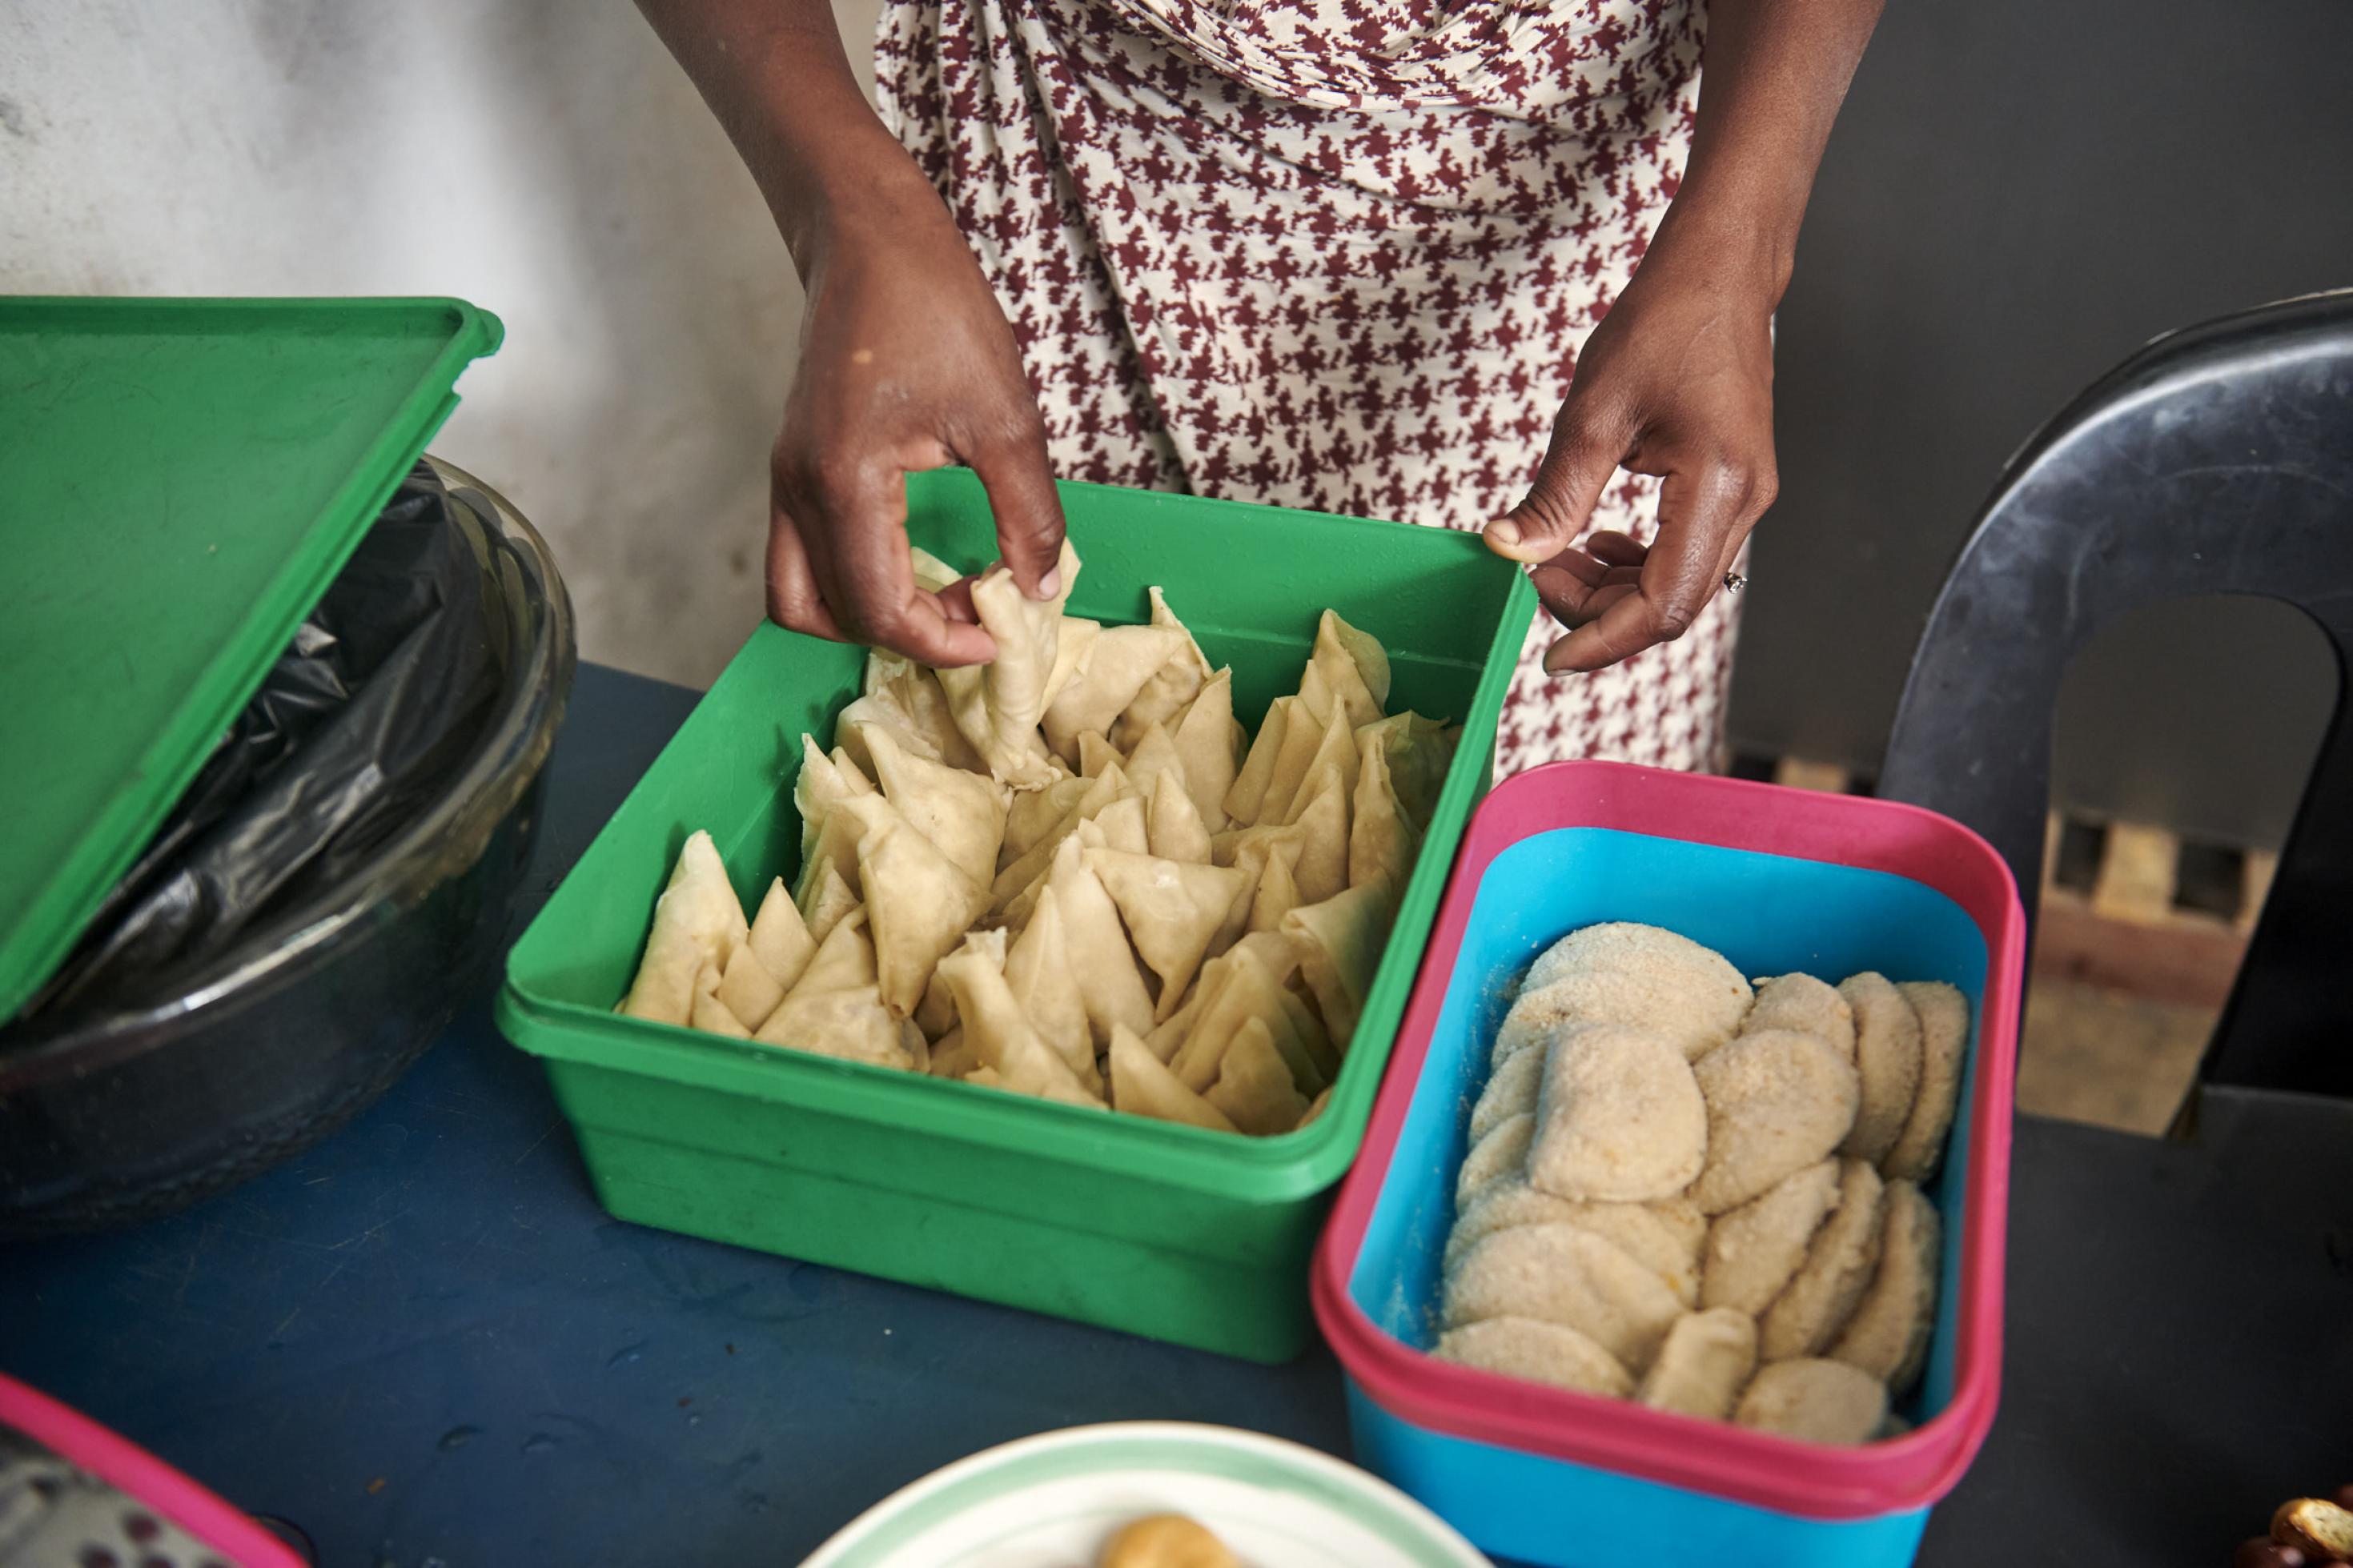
[1773,757,1850,794]
[2090,820,2178,925]
[2034,892,2247,1010]
[2041,811,2063,894]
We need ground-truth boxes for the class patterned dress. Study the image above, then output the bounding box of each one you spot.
[876,0,1741,774]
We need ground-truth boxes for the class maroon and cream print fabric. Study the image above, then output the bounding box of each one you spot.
[876,0,1741,774]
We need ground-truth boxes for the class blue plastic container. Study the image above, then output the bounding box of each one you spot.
[1312,762,2025,1568]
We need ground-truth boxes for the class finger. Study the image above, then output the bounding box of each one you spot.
[765,506,849,644]
[1543,460,1746,674]
[1534,545,1615,592]
[1531,570,1640,632]
[1584,531,1648,569]
[966,417,1068,601]
[1485,397,1635,564]
[817,467,1000,667]
[935,575,982,626]
[1529,549,1639,612]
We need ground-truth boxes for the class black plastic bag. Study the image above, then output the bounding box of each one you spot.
[14,464,511,1025]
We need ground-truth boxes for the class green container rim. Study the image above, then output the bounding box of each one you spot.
[500,476,1538,1206]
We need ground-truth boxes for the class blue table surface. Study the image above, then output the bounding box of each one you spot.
[1,666,1351,1567]
[9,664,2351,1568]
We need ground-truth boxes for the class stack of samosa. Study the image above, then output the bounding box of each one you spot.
[614,542,1459,1137]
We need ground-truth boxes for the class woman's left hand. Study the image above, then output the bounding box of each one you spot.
[1484,232,1780,674]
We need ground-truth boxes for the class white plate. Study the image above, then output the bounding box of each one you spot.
[800,1422,1492,1568]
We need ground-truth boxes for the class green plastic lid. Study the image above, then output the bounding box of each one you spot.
[0,296,504,1020]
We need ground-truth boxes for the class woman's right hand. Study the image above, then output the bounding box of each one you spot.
[769,175,1067,667]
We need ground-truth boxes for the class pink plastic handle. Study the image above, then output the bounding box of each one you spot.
[0,1370,309,1566]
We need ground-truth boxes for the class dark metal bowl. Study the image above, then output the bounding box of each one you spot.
[0,459,575,1237]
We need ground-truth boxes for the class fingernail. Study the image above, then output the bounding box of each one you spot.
[1485,518,1522,548]
[1036,568,1061,599]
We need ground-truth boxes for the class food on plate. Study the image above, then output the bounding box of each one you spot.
[1098,1510,1238,1568]
[1636,1307,1759,1421]
[1527,1022,1709,1203]
[610,551,1460,1138]
[1837,972,1925,1165]
[1434,1315,1634,1398]
[1427,920,1973,1445]
[1733,1357,1889,1446]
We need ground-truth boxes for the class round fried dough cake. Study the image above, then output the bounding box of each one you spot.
[1882,981,1968,1182]
[1525,923,1753,1010]
[1528,1024,1708,1203]
[1455,1112,1535,1209]
[1636,1307,1760,1422]
[1759,1158,1886,1361]
[1688,1029,1860,1214]
[1468,1045,1545,1143]
[1837,972,1924,1165]
[1444,1181,1705,1305]
[1441,1223,1686,1374]
[1828,1178,1941,1390]
[1734,1357,1889,1446]
[1493,940,1752,1068]
[1700,1157,1843,1315]
[1742,972,1856,1061]
[1433,1315,1635,1398]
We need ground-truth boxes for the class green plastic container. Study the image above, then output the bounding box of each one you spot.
[0,296,502,1021]
[497,470,1537,1361]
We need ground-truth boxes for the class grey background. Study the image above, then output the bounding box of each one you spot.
[1733,0,2352,846]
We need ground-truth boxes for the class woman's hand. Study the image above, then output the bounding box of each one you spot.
[1484,231,1779,674]
[633,0,1065,668]
[770,180,1066,666]
[1480,0,1887,674]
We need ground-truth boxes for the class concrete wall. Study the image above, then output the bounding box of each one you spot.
[2,0,883,690]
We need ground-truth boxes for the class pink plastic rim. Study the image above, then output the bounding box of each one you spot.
[1312,760,2025,1523]
[0,1370,308,1566]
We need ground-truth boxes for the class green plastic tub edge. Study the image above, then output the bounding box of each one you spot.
[499,470,1539,1360]
[0,296,504,1020]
